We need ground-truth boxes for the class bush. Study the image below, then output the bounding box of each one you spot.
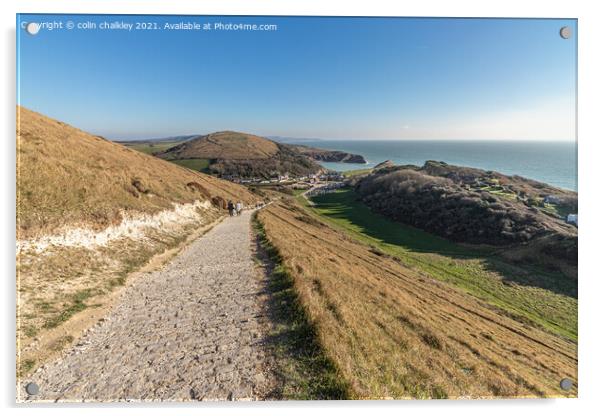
[354,164,575,246]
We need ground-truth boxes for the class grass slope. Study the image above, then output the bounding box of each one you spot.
[120,140,188,156]
[169,158,211,172]
[253,215,349,399]
[159,131,279,160]
[257,198,577,398]
[157,131,325,179]
[17,107,256,238]
[342,168,373,178]
[306,189,576,341]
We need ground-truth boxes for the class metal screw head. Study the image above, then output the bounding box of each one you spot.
[560,378,573,390]
[25,382,39,395]
[25,22,40,35]
[559,26,571,39]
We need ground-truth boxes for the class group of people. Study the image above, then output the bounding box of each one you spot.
[226,200,267,216]
[227,200,243,217]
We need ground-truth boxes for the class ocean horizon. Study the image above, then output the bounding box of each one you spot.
[286,139,577,191]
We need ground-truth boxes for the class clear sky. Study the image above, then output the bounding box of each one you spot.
[17,15,576,141]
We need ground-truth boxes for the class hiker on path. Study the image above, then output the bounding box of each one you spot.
[227,200,235,217]
[236,201,243,215]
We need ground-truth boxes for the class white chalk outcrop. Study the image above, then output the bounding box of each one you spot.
[17,199,213,254]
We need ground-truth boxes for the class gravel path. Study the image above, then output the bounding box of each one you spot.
[21,209,275,402]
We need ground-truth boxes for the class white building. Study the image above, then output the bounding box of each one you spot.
[544,195,562,204]
[566,214,578,226]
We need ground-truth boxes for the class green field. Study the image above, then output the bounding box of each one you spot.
[125,140,186,155]
[168,158,211,172]
[292,188,307,196]
[122,141,211,173]
[301,188,577,341]
[342,168,373,178]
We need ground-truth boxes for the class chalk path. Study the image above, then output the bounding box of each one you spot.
[23,209,275,402]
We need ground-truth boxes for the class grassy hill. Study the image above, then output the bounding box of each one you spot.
[156,131,324,179]
[307,189,576,337]
[17,109,256,239]
[352,161,577,276]
[159,131,280,160]
[256,197,577,398]
[115,136,196,156]
[16,107,259,376]
[153,131,368,179]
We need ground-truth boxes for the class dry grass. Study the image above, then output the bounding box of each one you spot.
[16,107,259,376]
[16,204,223,378]
[16,107,257,239]
[253,216,349,399]
[257,200,577,399]
[307,189,577,341]
[158,131,279,160]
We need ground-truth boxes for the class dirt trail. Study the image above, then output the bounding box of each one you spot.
[20,209,275,402]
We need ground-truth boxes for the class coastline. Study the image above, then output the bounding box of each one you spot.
[289,139,577,191]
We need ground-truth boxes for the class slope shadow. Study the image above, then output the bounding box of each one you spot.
[251,216,349,400]
[310,189,577,299]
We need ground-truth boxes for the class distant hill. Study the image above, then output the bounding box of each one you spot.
[156,131,366,179]
[373,160,395,170]
[16,108,257,239]
[268,136,323,143]
[352,161,577,276]
[114,136,197,156]
[288,144,367,164]
[159,131,280,160]
[117,135,199,145]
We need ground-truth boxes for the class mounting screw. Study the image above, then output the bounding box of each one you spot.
[559,26,571,40]
[25,22,40,35]
[560,378,573,391]
[25,382,39,395]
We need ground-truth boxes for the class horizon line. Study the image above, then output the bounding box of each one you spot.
[108,134,577,143]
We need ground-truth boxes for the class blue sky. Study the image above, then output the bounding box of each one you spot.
[17,15,576,140]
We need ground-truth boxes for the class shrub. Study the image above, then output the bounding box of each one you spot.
[354,163,575,247]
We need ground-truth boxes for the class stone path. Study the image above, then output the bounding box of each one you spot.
[22,209,275,402]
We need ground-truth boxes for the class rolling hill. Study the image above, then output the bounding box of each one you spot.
[158,131,279,160]
[155,131,365,178]
[17,109,257,239]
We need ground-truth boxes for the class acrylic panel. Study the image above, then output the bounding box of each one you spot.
[16,14,577,402]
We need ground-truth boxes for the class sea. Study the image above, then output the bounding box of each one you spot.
[288,140,577,192]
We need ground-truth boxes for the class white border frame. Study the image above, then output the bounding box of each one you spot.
[3,1,601,415]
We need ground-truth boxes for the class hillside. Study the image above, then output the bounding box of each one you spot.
[257,199,576,398]
[17,110,256,239]
[115,136,198,156]
[373,160,395,170]
[156,131,366,179]
[159,131,279,160]
[156,131,319,178]
[16,107,259,376]
[352,161,577,274]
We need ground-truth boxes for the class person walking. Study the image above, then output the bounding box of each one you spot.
[236,201,243,216]
[227,200,235,217]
